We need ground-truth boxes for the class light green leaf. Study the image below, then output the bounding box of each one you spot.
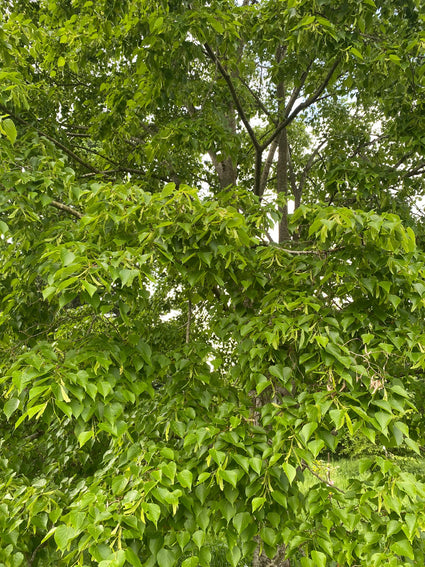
[249,457,262,475]
[54,525,77,550]
[119,269,139,287]
[4,397,20,419]
[300,422,318,444]
[219,469,241,488]
[350,47,363,59]
[252,497,266,512]
[82,280,97,297]
[308,439,325,458]
[2,118,17,144]
[177,470,193,489]
[78,430,94,447]
[311,550,326,567]
[233,512,251,534]
[282,462,297,484]
[390,539,414,560]
[144,503,161,527]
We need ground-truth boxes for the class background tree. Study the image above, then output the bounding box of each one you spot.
[1,0,425,566]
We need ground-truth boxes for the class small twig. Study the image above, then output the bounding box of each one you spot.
[302,460,345,494]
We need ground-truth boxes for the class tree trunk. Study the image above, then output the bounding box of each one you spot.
[276,46,290,243]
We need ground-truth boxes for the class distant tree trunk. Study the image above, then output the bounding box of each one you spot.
[276,46,290,243]
[277,126,290,242]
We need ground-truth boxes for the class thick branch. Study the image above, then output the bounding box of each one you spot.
[204,43,260,151]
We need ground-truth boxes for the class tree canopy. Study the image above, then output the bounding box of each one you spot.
[1,0,425,566]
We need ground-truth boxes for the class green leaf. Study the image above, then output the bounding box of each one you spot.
[176,531,190,551]
[181,558,198,567]
[4,397,20,419]
[125,548,142,567]
[82,280,97,297]
[2,118,17,144]
[119,269,139,287]
[405,437,421,455]
[57,56,66,67]
[350,46,363,59]
[226,546,241,567]
[308,439,325,458]
[77,430,94,447]
[249,457,262,475]
[252,497,266,512]
[177,470,193,489]
[157,549,176,567]
[260,526,276,547]
[300,422,318,444]
[390,539,414,560]
[54,525,77,550]
[27,402,48,420]
[282,462,296,484]
[311,550,326,567]
[144,503,161,526]
[233,512,251,534]
[192,530,205,548]
[219,469,241,488]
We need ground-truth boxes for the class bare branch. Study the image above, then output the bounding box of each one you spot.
[50,200,83,219]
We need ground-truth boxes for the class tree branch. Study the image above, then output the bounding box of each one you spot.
[204,43,260,151]
[50,200,83,219]
[261,57,341,151]
[186,299,192,344]
[296,139,326,202]
[238,76,277,123]
[0,104,100,173]
[259,139,278,197]
[284,59,314,118]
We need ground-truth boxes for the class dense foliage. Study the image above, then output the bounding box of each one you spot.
[1,0,425,566]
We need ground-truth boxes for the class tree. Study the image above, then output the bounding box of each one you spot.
[0,0,425,565]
